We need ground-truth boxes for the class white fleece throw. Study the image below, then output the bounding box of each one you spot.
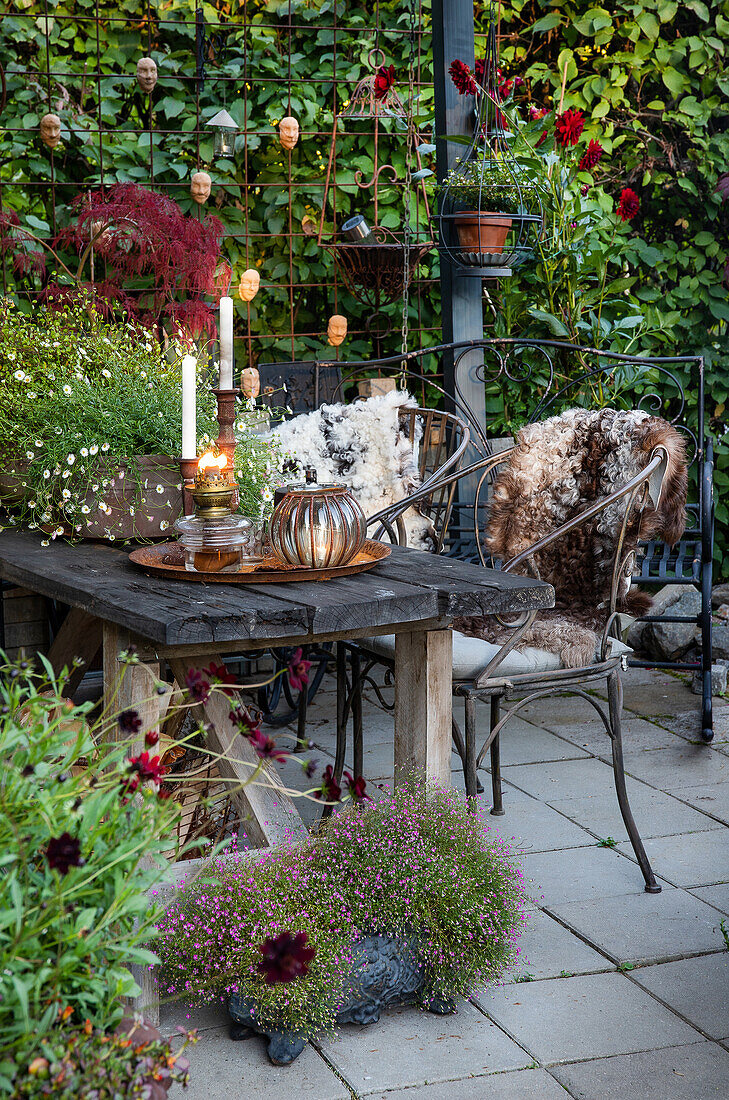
[272,390,435,549]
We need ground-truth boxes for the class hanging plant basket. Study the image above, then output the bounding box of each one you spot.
[322,228,432,308]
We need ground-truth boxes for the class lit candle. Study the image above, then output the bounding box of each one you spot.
[181,354,197,460]
[219,296,234,389]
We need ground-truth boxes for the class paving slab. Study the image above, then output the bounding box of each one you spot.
[518,694,610,729]
[470,710,591,766]
[489,798,596,855]
[316,1000,532,1094]
[618,681,697,718]
[631,952,729,1039]
[496,909,609,982]
[547,784,722,844]
[521,845,657,906]
[180,1026,350,1100]
[689,883,729,915]
[671,781,729,825]
[617,830,729,888]
[159,998,228,1037]
[622,744,729,791]
[551,1040,729,1100]
[502,757,624,802]
[370,1067,570,1100]
[548,886,726,965]
[480,971,701,1064]
[560,717,687,754]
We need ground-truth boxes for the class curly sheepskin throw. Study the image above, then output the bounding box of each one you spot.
[272,390,435,550]
[455,407,688,668]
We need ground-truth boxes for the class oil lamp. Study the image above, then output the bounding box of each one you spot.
[269,469,366,569]
[174,452,257,573]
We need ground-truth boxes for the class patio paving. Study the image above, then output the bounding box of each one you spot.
[161,666,729,1098]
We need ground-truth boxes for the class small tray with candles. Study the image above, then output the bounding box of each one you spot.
[128,539,391,583]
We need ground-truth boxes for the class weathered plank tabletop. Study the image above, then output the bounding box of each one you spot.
[0,530,554,843]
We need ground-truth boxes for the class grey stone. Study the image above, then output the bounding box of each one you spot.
[316,1000,532,1094]
[159,999,228,1038]
[487,797,596,854]
[548,784,722,844]
[627,584,700,659]
[711,620,729,661]
[551,1041,729,1100]
[692,661,729,696]
[664,782,729,825]
[558,716,685,754]
[548,886,726,965]
[179,1025,350,1100]
[480,971,701,1064]
[622,743,729,791]
[712,582,729,609]
[617,830,729,889]
[631,952,729,1039]
[368,1068,571,1100]
[496,909,609,982]
[502,756,621,803]
[689,884,729,914]
[521,846,657,907]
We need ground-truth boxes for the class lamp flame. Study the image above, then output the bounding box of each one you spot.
[197,451,227,475]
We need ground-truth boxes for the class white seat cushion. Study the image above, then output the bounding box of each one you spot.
[363,630,631,680]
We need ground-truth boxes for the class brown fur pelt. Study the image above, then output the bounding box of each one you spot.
[454,408,688,667]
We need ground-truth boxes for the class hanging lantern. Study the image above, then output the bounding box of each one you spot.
[269,472,366,570]
[342,54,407,123]
[206,108,238,158]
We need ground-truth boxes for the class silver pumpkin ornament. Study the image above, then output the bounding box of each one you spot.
[269,474,366,569]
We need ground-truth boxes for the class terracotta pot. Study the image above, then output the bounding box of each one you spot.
[453,211,512,254]
[0,454,183,541]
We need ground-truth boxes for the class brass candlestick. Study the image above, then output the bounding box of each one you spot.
[213,386,240,469]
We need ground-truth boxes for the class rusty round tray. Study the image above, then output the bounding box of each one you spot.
[128,539,391,583]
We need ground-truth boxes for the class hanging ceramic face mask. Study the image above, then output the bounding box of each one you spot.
[39,113,61,149]
[136,56,158,93]
[240,367,261,399]
[327,314,347,347]
[238,268,260,302]
[190,171,212,204]
[278,116,300,150]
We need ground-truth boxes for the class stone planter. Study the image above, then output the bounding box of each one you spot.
[453,211,512,254]
[228,933,455,1065]
[0,454,183,541]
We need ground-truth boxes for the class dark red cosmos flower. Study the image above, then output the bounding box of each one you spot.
[46,833,83,874]
[616,187,640,221]
[303,758,318,779]
[555,108,585,148]
[230,703,260,738]
[314,764,342,803]
[203,662,238,698]
[145,729,159,748]
[529,105,549,121]
[373,64,396,101]
[579,139,604,172]
[343,770,370,802]
[118,709,142,735]
[581,184,590,196]
[185,668,210,704]
[287,648,311,693]
[128,751,167,784]
[248,729,289,762]
[258,931,316,985]
[449,59,478,97]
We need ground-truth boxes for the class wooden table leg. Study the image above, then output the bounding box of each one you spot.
[49,607,102,696]
[394,627,452,789]
[167,655,308,850]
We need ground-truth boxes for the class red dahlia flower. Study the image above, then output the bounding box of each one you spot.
[555,108,585,148]
[449,59,478,97]
[258,931,316,985]
[579,139,604,172]
[373,64,396,101]
[616,187,640,221]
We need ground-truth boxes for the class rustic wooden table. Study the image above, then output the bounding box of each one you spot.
[0,530,553,846]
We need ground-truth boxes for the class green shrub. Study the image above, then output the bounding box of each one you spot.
[157,781,527,1040]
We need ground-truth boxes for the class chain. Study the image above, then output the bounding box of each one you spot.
[399,0,417,387]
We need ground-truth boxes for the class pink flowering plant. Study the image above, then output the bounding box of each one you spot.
[156,782,527,1041]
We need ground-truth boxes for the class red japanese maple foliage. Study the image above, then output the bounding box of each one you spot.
[52,184,225,340]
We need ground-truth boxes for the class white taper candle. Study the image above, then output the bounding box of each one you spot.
[181,354,197,460]
[219,295,234,389]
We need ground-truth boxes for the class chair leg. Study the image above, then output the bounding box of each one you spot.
[489,696,504,817]
[294,665,308,753]
[321,643,350,821]
[607,670,661,894]
[351,649,363,779]
[464,695,478,810]
[701,561,714,743]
